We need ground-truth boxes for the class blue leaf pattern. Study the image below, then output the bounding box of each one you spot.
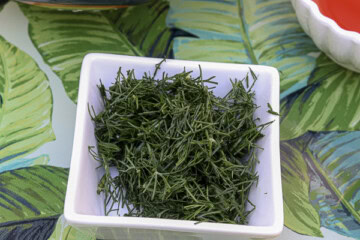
[307,132,360,238]
[0,155,49,174]
[166,0,319,98]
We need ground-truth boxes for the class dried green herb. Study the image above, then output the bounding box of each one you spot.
[90,62,271,225]
[267,103,280,116]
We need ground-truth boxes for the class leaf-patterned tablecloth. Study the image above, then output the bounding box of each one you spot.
[0,0,359,239]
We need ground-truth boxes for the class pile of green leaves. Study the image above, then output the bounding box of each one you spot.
[90,62,269,224]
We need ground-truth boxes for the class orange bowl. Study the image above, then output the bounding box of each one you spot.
[314,0,360,33]
[292,0,360,72]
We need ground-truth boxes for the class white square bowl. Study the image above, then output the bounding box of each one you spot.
[64,54,283,240]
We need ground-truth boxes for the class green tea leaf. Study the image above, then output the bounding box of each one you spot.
[0,36,55,163]
[48,215,95,240]
[20,1,172,103]
[167,0,319,98]
[281,141,323,237]
[0,165,68,223]
[93,67,263,223]
[280,54,360,140]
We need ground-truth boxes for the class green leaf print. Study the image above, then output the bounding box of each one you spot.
[281,141,322,237]
[0,216,59,240]
[0,35,55,163]
[48,215,95,240]
[0,165,69,239]
[282,132,360,238]
[280,54,360,140]
[20,0,172,103]
[306,131,360,238]
[0,154,49,173]
[106,0,173,58]
[0,165,68,222]
[166,0,319,98]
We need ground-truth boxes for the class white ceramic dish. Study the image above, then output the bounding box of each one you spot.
[292,0,360,73]
[64,54,282,240]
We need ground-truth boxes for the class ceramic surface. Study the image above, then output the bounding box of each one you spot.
[64,54,282,240]
[292,0,360,72]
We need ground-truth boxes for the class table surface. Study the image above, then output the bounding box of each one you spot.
[0,1,359,239]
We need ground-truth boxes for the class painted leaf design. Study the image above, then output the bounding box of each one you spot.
[166,0,319,98]
[0,165,68,222]
[0,154,49,173]
[0,36,55,163]
[0,165,68,239]
[280,54,360,140]
[16,0,151,10]
[106,0,173,58]
[0,216,59,240]
[48,215,95,240]
[283,132,360,238]
[20,0,172,103]
[19,3,137,103]
[307,131,360,238]
[281,141,322,237]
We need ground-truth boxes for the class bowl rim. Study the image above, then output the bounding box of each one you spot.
[297,0,360,43]
[64,53,283,238]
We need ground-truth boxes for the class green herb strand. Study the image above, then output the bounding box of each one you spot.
[90,62,271,225]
